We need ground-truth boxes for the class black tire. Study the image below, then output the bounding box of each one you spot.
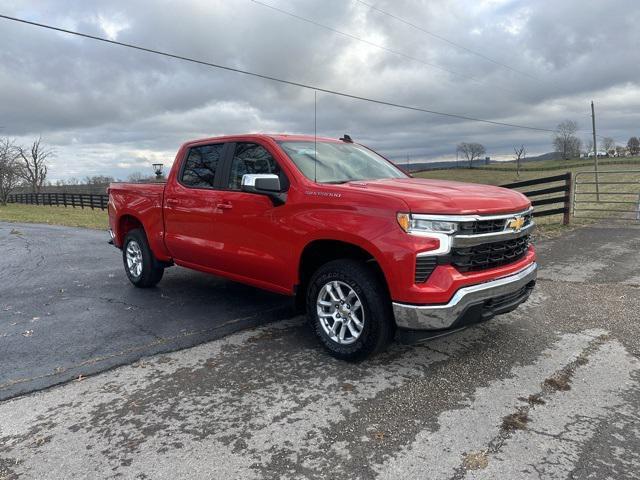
[122,228,164,288]
[306,259,394,360]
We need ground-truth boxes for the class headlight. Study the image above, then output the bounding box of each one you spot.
[397,213,457,235]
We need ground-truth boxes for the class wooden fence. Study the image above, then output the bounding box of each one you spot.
[500,172,572,225]
[7,192,109,210]
[7,173,573,223]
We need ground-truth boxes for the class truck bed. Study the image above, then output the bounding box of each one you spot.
[108,182,167,258]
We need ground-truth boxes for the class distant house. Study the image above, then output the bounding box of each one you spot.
[586,150,608,158]
[614,147,629,157]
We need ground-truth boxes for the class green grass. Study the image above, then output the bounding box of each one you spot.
[570,170,640,222]
[0,203,108,230]
[476,156,640,172]
[415,160,639,186]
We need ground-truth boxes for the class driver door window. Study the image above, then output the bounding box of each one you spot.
[227,143,282,190]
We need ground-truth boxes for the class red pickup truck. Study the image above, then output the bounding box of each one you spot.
[108,134,537,359]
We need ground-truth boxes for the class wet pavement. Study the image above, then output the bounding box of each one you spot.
[0,222,639,479]
[0,223,293,400]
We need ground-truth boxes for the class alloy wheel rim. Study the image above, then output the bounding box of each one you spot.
[126,240,143,278]
[316,280,364,345]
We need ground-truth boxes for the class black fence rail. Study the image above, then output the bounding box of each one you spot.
[8,192,109,210]
[501,172,572,225]
[7,174,573,223]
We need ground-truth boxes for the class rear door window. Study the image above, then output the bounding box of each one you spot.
[181,143,225,188]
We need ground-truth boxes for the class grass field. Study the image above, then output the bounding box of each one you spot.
[0,203,108,230]
[414,159,640,186]
[477,156,640,172]
[415,160,640,229]
[570,170,640,222]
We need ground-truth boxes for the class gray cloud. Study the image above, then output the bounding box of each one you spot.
[1,0,639,180]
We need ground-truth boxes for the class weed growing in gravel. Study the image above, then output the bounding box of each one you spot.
[544,373,572,391]
[501,408,530,431]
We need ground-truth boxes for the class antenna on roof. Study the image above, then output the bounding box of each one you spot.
[340,134,353,143]
[314,91,317,183]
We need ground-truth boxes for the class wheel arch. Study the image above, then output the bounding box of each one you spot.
[117,214,144,247]
[296,239,390,312]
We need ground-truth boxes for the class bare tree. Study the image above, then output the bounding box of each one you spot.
[601,137,615,155]
[553,120,581,160]
[84,175,115,185]
[0,137,22,205]
[584,138,593,156]
[127,171,154,183]
[18,137,54,193]
[627,137,640,156]
[456,142,486,168]
[513,145,526,177]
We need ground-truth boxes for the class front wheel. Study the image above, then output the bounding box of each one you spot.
[306,259,393,360]
[122,228,164,288]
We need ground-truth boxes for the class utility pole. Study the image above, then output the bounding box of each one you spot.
[591,100,600,201]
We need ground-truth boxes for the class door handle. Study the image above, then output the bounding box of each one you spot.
[216,201,233,210]
[166,198,179,206]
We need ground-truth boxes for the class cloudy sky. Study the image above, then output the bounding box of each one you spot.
[1,0,639,181]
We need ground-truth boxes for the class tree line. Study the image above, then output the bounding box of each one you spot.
[454,119,640,176]
[51,172,156,187]
[552,120,639,159]
[0,136,159,205]
[0,137,53,205]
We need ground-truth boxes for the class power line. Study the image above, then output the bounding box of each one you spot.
[251,0,524,96]
[354,0,540,82]
[250,0,481,85]
[0,13,556,133]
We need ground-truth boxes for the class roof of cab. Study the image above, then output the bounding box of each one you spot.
[182,133,344,146]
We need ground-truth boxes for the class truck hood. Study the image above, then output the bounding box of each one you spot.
[344,178,530,215]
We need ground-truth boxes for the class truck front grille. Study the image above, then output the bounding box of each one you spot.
[458,212,533,235]
[415,256,437,283]
[451,235,530,272]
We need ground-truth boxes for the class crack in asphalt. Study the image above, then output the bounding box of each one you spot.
[566,369,640,479]
[447,334,612,480]
[69,294,165,342]
[73,295,144,310]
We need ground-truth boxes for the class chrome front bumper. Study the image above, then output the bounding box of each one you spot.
[393,262,538,331]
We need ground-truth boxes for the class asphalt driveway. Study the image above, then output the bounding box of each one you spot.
[0,222,294,400]
[1,221,639,479]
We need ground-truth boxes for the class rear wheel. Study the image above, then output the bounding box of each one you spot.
[306,259,393,360]
[122,228,164,288]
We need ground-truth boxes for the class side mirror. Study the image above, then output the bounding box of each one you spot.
[241,174,281,193]
[241,174,286,205]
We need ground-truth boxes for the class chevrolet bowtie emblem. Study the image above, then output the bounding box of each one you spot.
[507,216,525,232]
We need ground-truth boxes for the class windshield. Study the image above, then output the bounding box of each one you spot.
[278,141,408,184]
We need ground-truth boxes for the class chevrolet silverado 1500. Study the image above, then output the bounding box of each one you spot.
[108,134,537,359]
